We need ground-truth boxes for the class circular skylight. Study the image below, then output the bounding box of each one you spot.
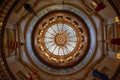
[44,23,77,56]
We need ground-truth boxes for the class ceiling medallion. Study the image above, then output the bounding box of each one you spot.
[54,32,68,47]
[33,11,90,68]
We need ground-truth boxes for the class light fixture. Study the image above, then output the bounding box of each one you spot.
[116,53,120,59]
[115,16,120,23]
[0,21,3,27]
[92,1,98,8]
[92,0,106,12]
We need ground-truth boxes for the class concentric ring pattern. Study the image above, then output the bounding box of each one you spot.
[32,11,90,68]
[25,4,97,75]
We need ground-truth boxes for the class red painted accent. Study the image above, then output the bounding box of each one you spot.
[110,38,120,45]
[95,2,106,12]
[28,76,33,80]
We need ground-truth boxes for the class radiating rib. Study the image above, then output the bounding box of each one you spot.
[68,36,76,38]
[52,45,57,53]
[68,40,77,42]
[61,47,65,55]
[58,46,60,55]
[47,31,55,36]
[66,32,71,36]
[45,41,54,43]
[45,37,54,39]
[64,29,68,33]
[64,45,70,54]
[62,23,64,32]
[57,23,59,31]
[47,43,56,49]
[67,42,75,48]
[51,26,57,33]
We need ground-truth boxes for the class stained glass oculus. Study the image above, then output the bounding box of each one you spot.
[44,23,77,56]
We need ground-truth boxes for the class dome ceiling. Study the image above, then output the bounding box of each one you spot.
[32,11,90,68]
[24,4,97,77]
[2,0,119,80]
